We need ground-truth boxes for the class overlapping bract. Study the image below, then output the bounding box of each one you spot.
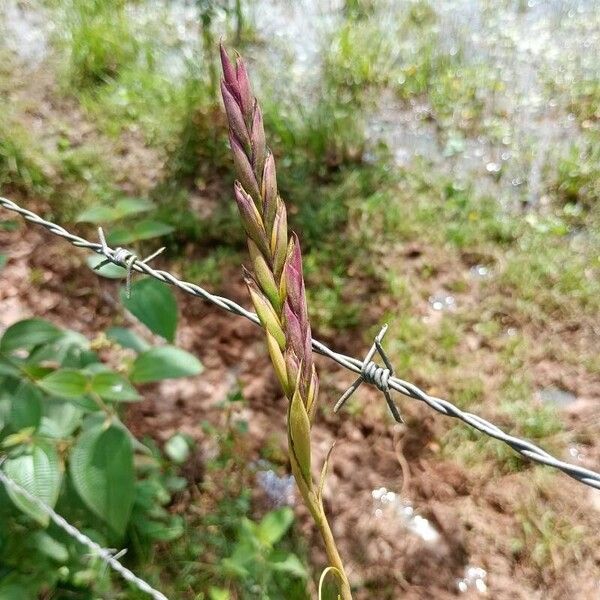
[220,46,318,486]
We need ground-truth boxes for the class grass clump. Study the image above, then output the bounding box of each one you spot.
[59,0,141,89]
[0,115,50,197]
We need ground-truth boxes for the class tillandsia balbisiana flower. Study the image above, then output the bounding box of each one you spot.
[219,45,352,599]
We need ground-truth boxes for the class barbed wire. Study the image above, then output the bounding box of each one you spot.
[1,195,599,491]
[0,460,169,600]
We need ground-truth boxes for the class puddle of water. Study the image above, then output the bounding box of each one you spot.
[470,264,490,279]
[537,387,577,408]
[457,564,488,595]
[372,486,440,543]
[429,293,457,312]
[568,444,586,462]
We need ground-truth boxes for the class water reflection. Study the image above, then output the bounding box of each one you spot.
[372,486,441,544]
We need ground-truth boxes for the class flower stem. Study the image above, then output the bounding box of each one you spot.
[290,445,353,599]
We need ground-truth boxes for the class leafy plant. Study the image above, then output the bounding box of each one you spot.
[60,0,141,89]
[0,280,201,596]
[219,507,308,596]
[77,196,174,247]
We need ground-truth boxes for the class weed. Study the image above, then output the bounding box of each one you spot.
[59,0,141,89]
[512,496,585,576]
[0,115,50,197]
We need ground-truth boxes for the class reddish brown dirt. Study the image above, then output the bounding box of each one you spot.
[2,214,600,600]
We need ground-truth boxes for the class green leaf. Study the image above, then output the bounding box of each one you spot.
[269,551,308,578]
[0,356,20,377]
[0,319,62,353]
[0,254,6,271]
[107,220,174,245]
[76,204,119,224]
[164,434,190,464]
[3,441,63,526]
[130,346,203,383]
[114,197,154,218]
[9,381,43,431]
[121,278,177,341]
[39,399,84,438]
[0,583,32,599]
[86,254,127,279]
[90,371,140,402]
[70,423,134,536]
[39,369,88,399]
[106,327,150,353]
[76,198,154,224]
[31,531,69,562]
[258,507,294,546]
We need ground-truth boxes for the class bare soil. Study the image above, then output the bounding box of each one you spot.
[2,216,600,600]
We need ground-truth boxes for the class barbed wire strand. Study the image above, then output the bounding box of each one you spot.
[1,196,599,492]
[0,462,169,600]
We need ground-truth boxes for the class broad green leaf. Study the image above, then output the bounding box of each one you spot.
[70,423,134,536]
[0,319,62,353]
[86,254,127,279]
[9,381,42,431]
[106,327,149,353]
[114,197,154,218]
[0,357,20,377]
[107,219,174,245]
[258,507,294,546]
[31,531,69,562]
[164,434,190,464]
[121,278,177,341]
[90,371,140,402]
[0,583,32,599]
[76,204,119,224]
[22,365,53,380]
[39,369,88,399]
[0,254,6,271]
[39,399,84,438]
[28,330,91,366]
[130,346,203,383]
[3,441,63,526]
[269,551,308,578]
[76,198,154,224]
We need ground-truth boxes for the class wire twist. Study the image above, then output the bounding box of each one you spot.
[95,227,165,298]
[1,196,599,491]
[334,324,403,423]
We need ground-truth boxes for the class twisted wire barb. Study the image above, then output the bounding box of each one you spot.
[1,196,599,491]
[334,324,404,423]
[95,226,165,298]
[0,462,169,600]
